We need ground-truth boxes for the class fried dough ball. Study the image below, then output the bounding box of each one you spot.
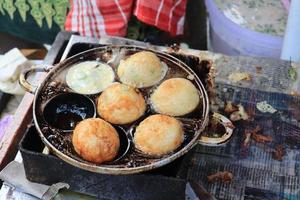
[150,78,200,116]
[117,51,166,88]
[134,114,184,156]
[72,118,120,164]
[97,83,146,124]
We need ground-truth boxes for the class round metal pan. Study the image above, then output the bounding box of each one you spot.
[20,45,210,174]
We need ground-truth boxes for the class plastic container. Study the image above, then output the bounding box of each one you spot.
[281,0,300,62]
[205,0,284,58]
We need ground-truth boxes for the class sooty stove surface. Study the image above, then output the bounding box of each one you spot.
[19,32,210,200]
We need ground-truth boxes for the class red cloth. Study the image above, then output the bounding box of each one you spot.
[65,0,187,38]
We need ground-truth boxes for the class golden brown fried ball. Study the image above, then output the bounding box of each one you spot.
[72,118,120,164]
[117,51,166,88]
[150,78,200,116]
[97,83,146,124]
[134,114,184,156]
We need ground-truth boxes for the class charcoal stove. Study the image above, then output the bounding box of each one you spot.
[18,32,213,199]
[3,30,298,200]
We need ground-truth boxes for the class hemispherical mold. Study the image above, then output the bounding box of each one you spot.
[43,93,96,132]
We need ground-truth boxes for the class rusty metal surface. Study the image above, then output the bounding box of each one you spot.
[19,124,188,199]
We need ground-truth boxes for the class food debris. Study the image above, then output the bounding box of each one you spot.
[242,129,252,148]
[224,101,239,114]
[256,101,277,114]
[243,126,273,145]
[251,125,262,134]
[230,104,250,121]
[250,126,273,143]
[252,132,273,143]
[207,171,233,183]
[255,66,262,74]
[228,72,251,83]
[272,145,286,161]
[206,65,217,105]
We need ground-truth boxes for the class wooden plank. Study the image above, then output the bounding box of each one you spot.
[20,49,47,60]
[0,93,34,170]
[0,31,73,170]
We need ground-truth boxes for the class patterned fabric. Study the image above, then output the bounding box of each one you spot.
[0,0,69,29]
[214,0,288,36]
[65,0,187,38]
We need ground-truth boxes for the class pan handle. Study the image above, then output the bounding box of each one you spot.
[197,112,234,146]
[19,65,52,94]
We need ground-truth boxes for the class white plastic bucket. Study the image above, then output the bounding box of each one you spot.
[206,0,283,58]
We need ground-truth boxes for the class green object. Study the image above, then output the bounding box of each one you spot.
[288,67,298,81]
[0,0,5,14]
[30,7,44,27]
[127,26,140,40]
[53,0,69,29]
[0,0,70,44]
[15,0,30,22]
[3,0,16,19]
[27,0,39,7]
[0,0,69,29]
[126,16,162,41]
[41,0,55,28]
